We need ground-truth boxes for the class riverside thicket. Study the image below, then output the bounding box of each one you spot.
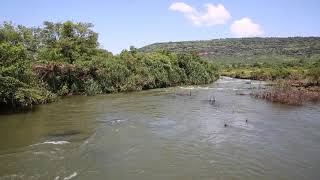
[0,21,219,111]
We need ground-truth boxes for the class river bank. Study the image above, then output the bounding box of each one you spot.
[250,81,320,105]
[221,64,320,105]
[1,21,219,113]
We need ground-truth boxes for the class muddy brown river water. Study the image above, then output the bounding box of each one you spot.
[0,77,320,180]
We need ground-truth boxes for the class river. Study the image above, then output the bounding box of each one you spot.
[0,77,320,180]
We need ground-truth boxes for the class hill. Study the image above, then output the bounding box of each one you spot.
[140,37,320,65]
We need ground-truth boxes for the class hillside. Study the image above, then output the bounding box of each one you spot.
[140,37,320,65]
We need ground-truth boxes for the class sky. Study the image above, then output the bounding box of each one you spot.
[1,0,320,54]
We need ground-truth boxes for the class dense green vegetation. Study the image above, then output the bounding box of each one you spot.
[140,37,320,83]
[0,21,218,111]
[221,59,320,83]
[140,37,320,65]
[141,37,320,105]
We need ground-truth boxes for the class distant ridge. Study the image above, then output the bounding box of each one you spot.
[140,37,320,65]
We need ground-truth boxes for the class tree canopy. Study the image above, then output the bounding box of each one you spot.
[0,21,219,112]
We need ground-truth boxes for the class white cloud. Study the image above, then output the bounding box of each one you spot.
[230,17,264,37]
[169,2,195,14]
[169,2,231,26]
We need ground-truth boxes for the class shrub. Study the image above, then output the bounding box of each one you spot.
[84,79,101,96]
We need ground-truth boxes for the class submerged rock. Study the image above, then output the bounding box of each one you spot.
[47,130,82,138]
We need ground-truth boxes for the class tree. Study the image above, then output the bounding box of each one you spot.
[38,21,99,64]
[308,60,320,85]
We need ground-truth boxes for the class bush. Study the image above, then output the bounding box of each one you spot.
[84,79,101,96]
[307,60,320,85]
[0,76,56,109]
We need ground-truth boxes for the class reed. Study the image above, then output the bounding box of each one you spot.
[251,80,320,105]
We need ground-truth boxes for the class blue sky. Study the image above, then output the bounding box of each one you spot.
[1,0,319,53]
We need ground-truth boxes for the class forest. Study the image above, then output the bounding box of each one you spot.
[0,21,219,111]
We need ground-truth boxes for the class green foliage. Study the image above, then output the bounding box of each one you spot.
[307,60,320,84]
[140,37,320,84]
[57,84,69,96]
[84,79,101,96]
[38,21,99,64]
[221,59,320,84]
[0,21,219,112]
[0,76,56,109]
